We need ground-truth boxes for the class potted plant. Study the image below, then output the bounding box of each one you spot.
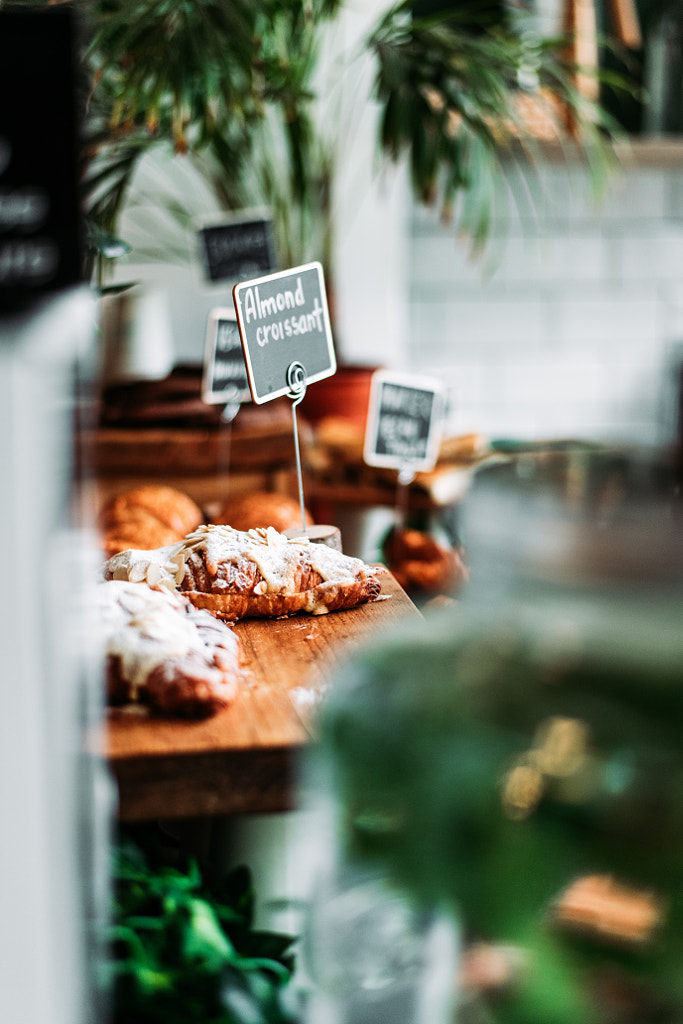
[76,0,346,281]
[103,828,299,1024]
[12,0,626,278]
[10,0,630,412]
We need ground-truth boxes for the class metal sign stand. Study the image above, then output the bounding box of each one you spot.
[217,384,242,500]
[395,462,417,528]
[287,361,309,536]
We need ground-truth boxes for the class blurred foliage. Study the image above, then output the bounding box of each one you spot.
[79,0,344,268]
[368,2,628,252]
[315,478,683,1022]
[103,830,299,1024]
[4,0,631,274]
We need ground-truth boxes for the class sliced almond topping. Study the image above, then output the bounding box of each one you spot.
[146,562,162,585]
[129,562,147,583]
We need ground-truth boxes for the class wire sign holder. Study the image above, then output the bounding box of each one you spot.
[233,261,337,541]
[201,307,253,495]
[286,360,309,535]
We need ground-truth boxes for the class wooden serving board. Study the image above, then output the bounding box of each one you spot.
[102,572,419,822]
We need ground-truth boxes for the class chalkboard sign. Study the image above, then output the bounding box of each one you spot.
[198,209,276,284]
[233,261,336,405]
[201,307,251,405]
[364,370,445,472]
[0,7,83,310]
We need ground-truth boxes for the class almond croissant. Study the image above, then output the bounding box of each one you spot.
[103,524,386,621]
[97,579,243,717]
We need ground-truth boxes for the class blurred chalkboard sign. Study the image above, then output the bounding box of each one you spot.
[198,210,276,284]
[0,7,83,311]
[233,261,336,404]
[364,370,445,472]
[201,307,251,405]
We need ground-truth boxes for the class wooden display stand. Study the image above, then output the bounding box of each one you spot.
[88,396,311,513]
[95,572,418,822]
[304,423,495,522]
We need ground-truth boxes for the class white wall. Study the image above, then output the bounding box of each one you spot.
[408,155,683,447]
[320,0,410,368]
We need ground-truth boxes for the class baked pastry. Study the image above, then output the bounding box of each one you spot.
[213,491,313,533]
[99,484,204,558]
[103,523,386,621]
[382,526,468,595]
[97,579,243,717]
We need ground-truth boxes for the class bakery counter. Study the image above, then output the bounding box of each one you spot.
[304,421,499,520]
[87,392,312,511]
[96,571,419,822]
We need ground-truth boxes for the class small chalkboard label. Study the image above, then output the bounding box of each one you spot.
[364,370,445,472]
[233,261,336,405]
[201,307,251,405]
[198,209,277,284]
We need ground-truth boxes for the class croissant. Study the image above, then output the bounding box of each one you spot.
[103,524,386,621]
[97,579,243,717]
[99,484,204,559]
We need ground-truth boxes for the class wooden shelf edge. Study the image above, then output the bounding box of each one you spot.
[113,747,303,821]
[505,136,683,169]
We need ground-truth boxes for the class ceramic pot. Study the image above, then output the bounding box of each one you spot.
[298,363,380,430]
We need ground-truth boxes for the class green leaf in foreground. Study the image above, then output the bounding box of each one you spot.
[105,832,299,1023]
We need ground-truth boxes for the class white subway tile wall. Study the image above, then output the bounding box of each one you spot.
[408,162,683,446]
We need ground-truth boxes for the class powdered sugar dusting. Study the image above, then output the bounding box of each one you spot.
[104,524,376,598]
[96,580,237,697]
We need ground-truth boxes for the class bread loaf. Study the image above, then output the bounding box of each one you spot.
[213,491,313,533]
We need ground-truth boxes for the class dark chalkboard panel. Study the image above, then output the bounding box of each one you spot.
[233,261,336,405]
[198,210,277,284]
[364,370,445,471]
[201,307,251,405]
[0,7,83,310]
